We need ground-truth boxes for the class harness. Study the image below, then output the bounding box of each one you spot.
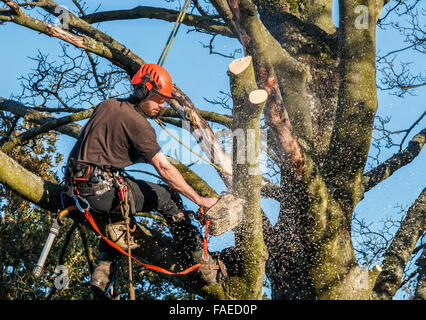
[64,159,119,199]
[60,159,211,298]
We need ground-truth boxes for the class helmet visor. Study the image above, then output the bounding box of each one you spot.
[152,88,174,100]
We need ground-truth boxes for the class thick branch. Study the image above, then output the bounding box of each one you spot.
[325,0,378,210]
[161,106,233,128]
[228,55,268,299]
[209,0,238,35]
[376,0,393,21]
[414,247,426,300]
[363,128,426,193]
[0,98,86,138]
[0,149,60,212]
[166,156,218,198]
[0,108,93,153]
[81,6,234,38]
[170,88,234,189]
[226,0,309,176]
[372,187,426,300]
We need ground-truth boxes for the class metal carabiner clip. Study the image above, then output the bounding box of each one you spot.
[73,195,91,212]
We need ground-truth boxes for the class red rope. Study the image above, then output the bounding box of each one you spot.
[82,207,211,275]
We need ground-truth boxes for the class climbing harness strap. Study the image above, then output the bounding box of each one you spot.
[62,159,117,199]
[64,162,212,285]
[115,174,136,300]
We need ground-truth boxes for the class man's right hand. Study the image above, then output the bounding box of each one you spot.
[150,153,219,209]
[197,196,219,209]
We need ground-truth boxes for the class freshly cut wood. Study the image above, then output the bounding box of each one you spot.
[228,56,252,75]
[249,89,268,105]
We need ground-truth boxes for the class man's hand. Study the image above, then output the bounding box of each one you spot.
[197,196,219,209]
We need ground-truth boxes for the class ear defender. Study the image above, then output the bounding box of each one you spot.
[132,84,149,102]
[131,64,174,100]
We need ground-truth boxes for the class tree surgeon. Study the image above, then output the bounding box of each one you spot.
[64,63,225,298]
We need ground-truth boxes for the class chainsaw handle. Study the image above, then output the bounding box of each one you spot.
[197,194,222,225]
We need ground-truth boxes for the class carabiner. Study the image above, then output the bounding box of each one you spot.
[73,195,91,212]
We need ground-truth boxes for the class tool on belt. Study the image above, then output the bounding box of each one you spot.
[33,207,72,278]
[33,160,212,279]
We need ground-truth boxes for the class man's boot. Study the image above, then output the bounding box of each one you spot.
[90,245,120,299]
[167,211,228,285]
[193,250,228,285]
[90,260,113,298]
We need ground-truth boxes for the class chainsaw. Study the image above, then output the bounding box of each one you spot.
[198,193,245,236]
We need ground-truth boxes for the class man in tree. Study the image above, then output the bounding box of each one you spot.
[64,63,223,298]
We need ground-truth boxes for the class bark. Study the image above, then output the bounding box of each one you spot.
[166,156,218,198]
[0,150,60,212]
[253,1,340,162]
[226,0,307,176]
[325,0,378,213]
[226,56,268,299]
[414,248,426,300]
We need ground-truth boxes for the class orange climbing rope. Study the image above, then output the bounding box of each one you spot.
[64,205,211,275]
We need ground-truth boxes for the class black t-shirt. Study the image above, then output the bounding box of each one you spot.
[68,98,161,170]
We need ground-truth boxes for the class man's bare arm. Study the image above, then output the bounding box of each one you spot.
[150,152,218,208]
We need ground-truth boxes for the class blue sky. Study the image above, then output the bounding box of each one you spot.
[0,1,424,299]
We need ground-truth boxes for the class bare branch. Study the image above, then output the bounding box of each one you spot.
[2,0,143,75]
[0,98,86,138]
[372,187,426,300]
[80,5,234,38]
[377,58,426,97]
[0,108,93,153]
[363,127,426,193]
[161,106,233,128]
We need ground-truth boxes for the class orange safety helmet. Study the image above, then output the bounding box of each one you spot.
[131,64,174,100]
